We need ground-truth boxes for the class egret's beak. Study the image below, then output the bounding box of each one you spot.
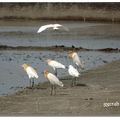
[68,51,73,54]
[44,60,48,66]
[68,51,71,54]
[21,65,23,67]
[41,71,44,74]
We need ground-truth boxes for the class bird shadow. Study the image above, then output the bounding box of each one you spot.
[59,93,69,96]
[76,83,87,87]
[26,86,47,90]
[37,87,47,90]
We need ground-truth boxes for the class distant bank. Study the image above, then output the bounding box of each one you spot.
[0,3,120,22]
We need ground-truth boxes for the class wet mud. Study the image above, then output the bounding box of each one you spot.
[0,60,120,115]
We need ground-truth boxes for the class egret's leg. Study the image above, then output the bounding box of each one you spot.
[71,77,76,87]
[54,85,56,96]
[77,65,80,72]
[51,85,53,96]
[71,77,74,86]
[29,79,31,87]
[32,78,34,87]
[71,77,74,87]
[68,77,74,88]
[54,68,57,76]
[74,77,77,86]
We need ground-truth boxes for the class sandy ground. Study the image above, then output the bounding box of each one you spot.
[0,59,120,116]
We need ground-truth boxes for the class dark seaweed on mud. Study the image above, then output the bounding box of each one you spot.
[0,45,120,53]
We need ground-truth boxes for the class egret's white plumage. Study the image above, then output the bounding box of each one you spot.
[21,63,38,87]
[26,66,38,79]
[47,72,64,87]
[68,65,80,87]
[68,51,84,69]
[37,24,69,33]
[68,65,80,77]
[45,59,65,76]
[43,70,64,95]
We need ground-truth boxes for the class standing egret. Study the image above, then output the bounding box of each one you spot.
[68,50,84,71]
[42,70,64,96]
[68,65,80,87]
[21,63,38,87]
[37,24,69,33]
[45,59,65,76]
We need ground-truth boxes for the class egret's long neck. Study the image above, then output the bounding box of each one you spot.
[69,52,74,60]
[47,60,52,66]
[24,65,29,72]
[44,72,50,81]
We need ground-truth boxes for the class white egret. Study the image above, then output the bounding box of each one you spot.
[37,24,69,33]
[68,65,80,87]
[68,50,84,71]
[45,59,65,76]
[21,63,38,87]
[42,70,64,96]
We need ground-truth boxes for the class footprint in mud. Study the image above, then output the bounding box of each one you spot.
[85,98,93,100]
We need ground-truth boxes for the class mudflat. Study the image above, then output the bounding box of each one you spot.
[1,21,120,97]
[0,59,120,116]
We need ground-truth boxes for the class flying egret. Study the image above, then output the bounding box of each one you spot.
[68,50,84,71]
[68,65,80,87]
[45,59,65,76]
[21,63,38,87]
[42,70,64,96]
[37,24,69,33]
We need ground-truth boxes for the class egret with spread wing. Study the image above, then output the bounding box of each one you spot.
[37,24,69,33]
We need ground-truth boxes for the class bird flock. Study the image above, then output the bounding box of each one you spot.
[21,24,84,96]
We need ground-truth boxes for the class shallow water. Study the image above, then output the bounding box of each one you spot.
[0,20,120,97]
[0,50,120,97]
[0,20,120,49]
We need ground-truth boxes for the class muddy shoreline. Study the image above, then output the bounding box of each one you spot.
[0,45,120,53]
[0,20,120,115]
[0,59,120,115]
